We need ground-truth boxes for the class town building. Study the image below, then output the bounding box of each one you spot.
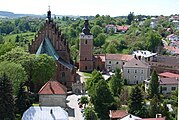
[22,106,68,120]
[145,76,178,94]
[123,58,150,84]
[109,110,141,120]
[105,54,133,71]
[29,9,76,89]
[132,50,157,62]
[38,80,67,108]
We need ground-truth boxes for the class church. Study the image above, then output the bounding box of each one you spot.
[29,8,76,90]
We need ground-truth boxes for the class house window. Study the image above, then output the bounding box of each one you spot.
[85,40,87,44]
[116,62,118,64]
[85,57,87,60]
[140,76,144,80]
[85,66,87,70]
[141,70,143,74]
[109,61,111,64]
[135,70,137,73]
[128,69,130,73]
[162,87,167,91]
[134,75,137,80]
[171,87,176,91]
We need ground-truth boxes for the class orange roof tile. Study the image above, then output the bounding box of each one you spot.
[159,72,179,78]
[110,110,128,119]
[38,81,67,95]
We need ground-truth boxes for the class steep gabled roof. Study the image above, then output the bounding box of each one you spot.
[123,58,149,68]
[38,80,67,95]
[36,37,74,70]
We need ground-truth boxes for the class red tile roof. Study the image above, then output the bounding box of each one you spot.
[159,72,179,78]
[164,46,179,54]
[137,117,165,120]
[38,81,67,95]
[106,54,133,61]
[109,110,128,119]
[116,25,129,31]
[94,54,106,62]
[160,77,179,85]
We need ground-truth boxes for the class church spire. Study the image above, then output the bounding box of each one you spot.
[82,19,91,35]
[47,5,51,21]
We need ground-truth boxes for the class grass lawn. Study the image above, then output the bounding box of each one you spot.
[3,31,35,43]
[106,33,124,42]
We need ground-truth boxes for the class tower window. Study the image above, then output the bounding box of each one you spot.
[85,66,87,70]
[62,72,65,77]
[85,40,87,44]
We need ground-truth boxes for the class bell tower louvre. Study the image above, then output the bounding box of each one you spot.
[28,8,76,90]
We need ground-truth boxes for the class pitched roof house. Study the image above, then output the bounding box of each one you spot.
[123,58,150,84]
[38,80,67,108]
[105,54,133,72]
[145,77,178,94]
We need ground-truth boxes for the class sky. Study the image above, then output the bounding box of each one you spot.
[0,0,179,17]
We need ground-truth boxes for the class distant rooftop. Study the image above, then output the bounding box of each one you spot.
[133,50,157,58]
[22,106,68,120]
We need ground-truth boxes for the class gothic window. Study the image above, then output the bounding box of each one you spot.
[85,40,87,44]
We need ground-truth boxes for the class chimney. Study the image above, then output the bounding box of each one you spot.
[50,109,53,114]
[156,114,162,118]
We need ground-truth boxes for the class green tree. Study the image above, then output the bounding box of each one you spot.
[0,61,27,95]
[149,70,159,98]
[15,83,32,116]
[94,33,106,47]
[126,12,134,25]
[161,102,171,120]
[80,96,89,108]
[84,106,98,120]
[109,69,123,96]
[149,95,161,118]
[146,30,162,52]
[0,73,15,120]
[128,85,145,117]
[94,80,114,119]
[0,48,56,92]
[91,25,103,38]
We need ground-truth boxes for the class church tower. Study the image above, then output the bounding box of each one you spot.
[79,20,93,72]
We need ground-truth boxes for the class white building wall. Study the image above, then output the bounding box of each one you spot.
[160,84,178,94]
[106,59,124,71]
[123,67,150,84]
[39,94,66,108]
